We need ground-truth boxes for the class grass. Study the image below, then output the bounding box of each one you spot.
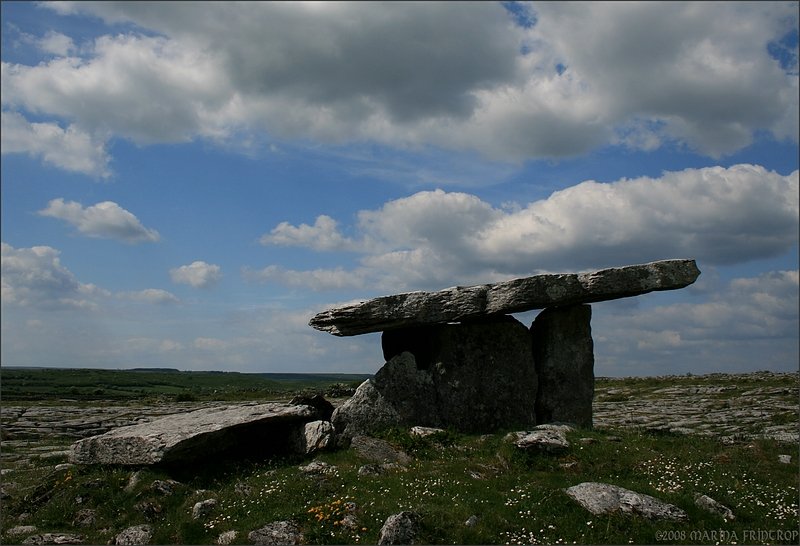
[1,426,797,544]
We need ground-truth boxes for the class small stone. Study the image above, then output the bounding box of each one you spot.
[464,515,479,527]
[694,493,735,521]
[192,499,217,520]
[410,426,445,438]
[294,420,335,455]
[378,511,421,545]
[299,460,337,475]
[150,479,180,496]
[778,454,792,464]
[124,470,143,492]
[114,524,153,545]
[54,463,75,471]
[358,462,403,477]
[216,530,238,545]
[73,508,97,527]
[248,521,304,545]
[134,500,162,519]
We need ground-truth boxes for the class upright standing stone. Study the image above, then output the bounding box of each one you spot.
[380,316,537,433]
[531,305,594,428]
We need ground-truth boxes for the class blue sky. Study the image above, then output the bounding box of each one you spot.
[2,1,798,376]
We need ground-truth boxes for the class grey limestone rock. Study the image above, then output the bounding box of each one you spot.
[248,521,304,545]
[114,525,153,545]
[70,403,316,465]
[310,259,700,335]
[192,499,217,520]
[7,526,38,537]
[694,493,735,521]
[216,530,238,545]
[21,534,84,545]
[378,511,422,545]
[351,435,412,465]
[331,379,400,438]
[565,482,687,521]
[507,426,571,453]
[532,304,594,428]
[293,420,335,454]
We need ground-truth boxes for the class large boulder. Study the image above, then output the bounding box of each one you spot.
[310,259,700,336]
[70,403,317,465]
[331,379,401,438]
[532,305,594,428]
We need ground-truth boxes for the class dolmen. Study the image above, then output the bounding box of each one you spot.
[310,259,700,436]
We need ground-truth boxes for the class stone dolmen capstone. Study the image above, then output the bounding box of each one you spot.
[70,403,321,465]
[310,259,700,335]
[318,260,699,435]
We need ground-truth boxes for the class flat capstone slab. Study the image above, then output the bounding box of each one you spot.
[310,259,700,336]
[69,403,316,465]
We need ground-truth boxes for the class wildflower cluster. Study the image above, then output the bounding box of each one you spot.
[305,497,367,543]
[639,456,799,523]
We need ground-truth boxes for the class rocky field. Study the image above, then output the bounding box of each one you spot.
[0,371,797,545]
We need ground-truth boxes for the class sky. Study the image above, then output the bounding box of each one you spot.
[1,1,798,377]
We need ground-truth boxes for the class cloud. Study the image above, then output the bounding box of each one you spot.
[170,261,222,288]
[118,288,179,305]
[0,2,793,171]
[593,269,799,375]
[256,164,798,291]
[0,111,110,178]
[37,31,76,56]
[261,215,359,251]
[242,265,367,292]
[1,242,108,310]
[38,198,160,243]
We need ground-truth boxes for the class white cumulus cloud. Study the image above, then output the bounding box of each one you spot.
[38,198,160,243]
[170,261,222,288]
[0,111,110,178]
[118,288,179,305]
[255,164,799,292]
[1,242,108,310]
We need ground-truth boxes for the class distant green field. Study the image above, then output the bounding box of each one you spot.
[0,367,371,402]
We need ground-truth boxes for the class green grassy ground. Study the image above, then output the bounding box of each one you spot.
[1,427,797,544]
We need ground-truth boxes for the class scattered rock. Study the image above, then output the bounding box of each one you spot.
[73,509,97,527]
[216,530,237,545]
[125,470,143,492]
[54,463,74,471]
[192,498,217,520]
[694,493,735,521]
[289,394,335,421]
[113,524,153,545]
[299,461,338,475]
[410,426,446,438]
[377,511,422,545]
[310,259,700,335]
[565,482,687,521]
[778,454,792,464]
[70,403,317,465]
[248,521,304,545]
[351,435,412,465]
[357,463,403,477]
[21,534,84,545]
[532,304,594,428]
[234,481,252,496]
[464,515,479,527]
[150,479,180,496]
[506,425,572,453]
[134,501,162,519]
[7,526,37,537]
[293,420,335,454]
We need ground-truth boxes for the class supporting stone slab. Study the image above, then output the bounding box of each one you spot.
[333,317,537,436]
[531,304,594,428]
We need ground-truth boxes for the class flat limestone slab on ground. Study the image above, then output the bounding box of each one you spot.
[70,403,316,465]
[309,259,700,336]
